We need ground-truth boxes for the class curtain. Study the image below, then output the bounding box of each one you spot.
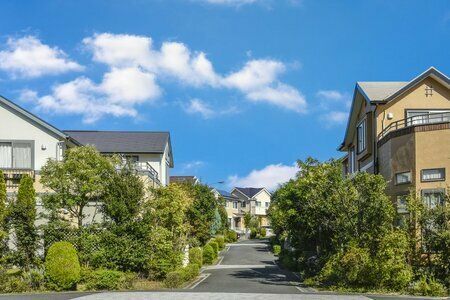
[0,142,12,168]
[13,143,31,169]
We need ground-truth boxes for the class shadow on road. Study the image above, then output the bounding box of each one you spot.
[229,267,296,287]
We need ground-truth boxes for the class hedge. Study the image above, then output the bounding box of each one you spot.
[202,244,215,265]
[189,247,203,267]
[45,241,80,291]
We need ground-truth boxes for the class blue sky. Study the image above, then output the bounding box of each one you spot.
[0,0,449,189]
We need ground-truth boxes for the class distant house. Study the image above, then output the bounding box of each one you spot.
[338,67,450,211]
[0,94,173,224]
[212,188,244,232]
[170,175,199,185]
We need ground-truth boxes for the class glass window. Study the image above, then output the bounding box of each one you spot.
[0,141,32,169]
[349,148,356,173]
[241,201,246,208]
[396,195,408,214]
[233,202,238,209]
[395,171,412,185]
[422,189,445,208]
[265,202,269,208]
[357,119,366,153]
[421,168,445,182]
[256,201,261,207]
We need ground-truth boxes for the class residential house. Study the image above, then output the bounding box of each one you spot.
[0,95,173,224]
[231,187,272,229]
[212,188,244,232]
[338,67,450,213]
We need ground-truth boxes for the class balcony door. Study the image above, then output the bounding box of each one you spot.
[0,141,32,169]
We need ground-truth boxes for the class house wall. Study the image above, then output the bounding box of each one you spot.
[0,102,64,171]
[132,152,169,186]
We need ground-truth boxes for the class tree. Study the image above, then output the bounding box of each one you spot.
[40,146,116,228]
[217,200,229,234]
[11,174,37,269]
[0,170,8,258]
[243,212,252,232]
[183,183,218,245]
[102,162,145,226]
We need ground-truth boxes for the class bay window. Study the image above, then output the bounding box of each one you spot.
[0,141,33,169]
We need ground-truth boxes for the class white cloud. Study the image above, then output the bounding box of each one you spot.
[317,90,345,101]
[319,111,348,127]
[246,83,307,112]
[0,36,83,78]
[185,99,216,119]
[26,67,160,123]
[181,160,205,172]
[228,163,299,191]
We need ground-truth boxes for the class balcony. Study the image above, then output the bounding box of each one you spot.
[378,112,450,141]
[1,169,35,188]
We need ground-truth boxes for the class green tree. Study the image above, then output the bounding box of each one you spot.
[102,162,144,225]
[40,146,116,227]
[217,201,229,234]
[243,212,252,232]
[11,174,37,269]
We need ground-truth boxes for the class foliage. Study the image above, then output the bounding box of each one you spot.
[183,183,218,245]
[410,275,447,297]
[11,174,37,269]
[226,230,237,242]
[45,241,80,291]
[273,245,281,255]
[250,229,257,239]
[144,184,191,279]
[0,170,8,259]
[164,270,184,288]
[181,263,200,281]
[102,162,145,225]
[208,241,219,258]
[217,201,229,234]
[260,228,267,237]
[243,212,252,230]
[202,244,215,265]
[189,247,203,267]
[40,146,117,227]
[84,269,134,291]
[215,235,225,250]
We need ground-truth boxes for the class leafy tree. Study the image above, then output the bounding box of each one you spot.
[183,183,218,245]
[217,200,229,234]
[102,162,145,225]
[243,212,252,232]
[11,175,37,269]
[40,146,116,227]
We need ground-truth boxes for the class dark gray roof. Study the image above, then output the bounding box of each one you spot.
[64,130,170,154]
[216,189,238,199]
[234,187,264,198]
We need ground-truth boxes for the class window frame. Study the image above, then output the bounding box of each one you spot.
[232,201,238,209]
[256,201,261,207]
[0,140,34,170]
[421,168,445,182]
[395,171,412,185]
[421,188,445,208]
[356,118,367,154]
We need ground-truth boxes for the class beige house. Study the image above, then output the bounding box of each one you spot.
[212,189,244,232]
[0,95,173,224]
[339,67,450,213]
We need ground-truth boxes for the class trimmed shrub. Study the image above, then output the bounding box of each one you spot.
[208,241,219,258]
[85,269,133,291]
[226,230,237,243]
[164,270,184,288]
[255,234,261,239]
[250,229,257,239]
[273,245,281,255]
[189,247,203,267]
[215,235,225,250]
[181,264,200,281]
[45,241,80,291]
[202,244,215,265]
[260,228,267,237]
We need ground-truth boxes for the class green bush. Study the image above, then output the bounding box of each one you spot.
[226,230,237,242]
[411,275,447,297]
[208,241,219,258]
[215,235,225,250]
[189,247,203,267]
[256,234,261,239]
[85,269,134,291]
[260,228,267,237]
[202,244,215,265]
[164,270,184,288]
[181,264,200,281]
[250,229,257,239]
[279,250,298,271]
[273,245,281,255]
[45,241,81,291]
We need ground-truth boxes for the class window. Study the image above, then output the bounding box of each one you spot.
[421,168,445,182]
[232,202,238,209]
[396,195,408,214]
[407,110,450,126]
[241,201,246,208]
[357,119,366,153]
[0,141,32,169]
[349,148,356,173]
[256,201,261,207]
[395,171,412,185]
[422,189,445,208]
[265,202,269,208]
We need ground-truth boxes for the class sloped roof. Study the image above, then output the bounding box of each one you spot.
[64,130,170,154]
[216,189,238,199]
[357,82,408,102]
[234,187,264,198]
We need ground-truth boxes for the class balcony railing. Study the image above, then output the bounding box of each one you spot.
[1,169,35,188]
[378,112,450,140]
[134,161,160,184]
